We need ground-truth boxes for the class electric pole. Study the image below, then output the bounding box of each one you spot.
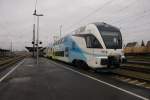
[33,23,35,57]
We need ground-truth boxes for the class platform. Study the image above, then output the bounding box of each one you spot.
[0,58,149,100]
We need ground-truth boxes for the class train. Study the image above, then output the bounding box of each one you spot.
[45,22,126,70]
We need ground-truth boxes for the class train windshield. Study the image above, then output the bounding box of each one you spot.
[100,31,122,49]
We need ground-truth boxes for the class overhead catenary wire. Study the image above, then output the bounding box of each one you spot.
[103,0,139,22]
[64,0,139,33]
[110,9,150,26]
[0,0,150,49]
[41,0,149,36]
[64,0,114,32]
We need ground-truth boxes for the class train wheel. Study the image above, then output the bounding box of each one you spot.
[75,60,80,68]
[72,60,78,67]
[73,60,89,70]
[79,60,89,70]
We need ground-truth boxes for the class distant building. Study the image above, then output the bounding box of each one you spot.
[146,41,150,47]
[126,42,139,47]
[0,48,11,57]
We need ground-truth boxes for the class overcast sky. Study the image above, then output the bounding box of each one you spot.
[0,0,150,50]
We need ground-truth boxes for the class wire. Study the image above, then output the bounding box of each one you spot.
[103,0,139,22]
[114,0,138,13]
[111,9,150,25]
[64,0,114,32]
[64,0,140,33]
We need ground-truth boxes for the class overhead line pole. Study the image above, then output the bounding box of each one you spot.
[64,0,113,32]
[32,0,38,57]
[33,23,35,57]
[36,16,39,64]
[33,0,44,65]
[33,12,44,65]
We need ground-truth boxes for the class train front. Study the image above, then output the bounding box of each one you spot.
[95,22,126,68]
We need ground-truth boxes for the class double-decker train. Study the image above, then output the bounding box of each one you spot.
[46,22,126,70]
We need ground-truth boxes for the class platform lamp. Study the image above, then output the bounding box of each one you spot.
[33,11,44,65]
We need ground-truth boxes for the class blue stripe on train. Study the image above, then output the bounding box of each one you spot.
[63,36,87,63]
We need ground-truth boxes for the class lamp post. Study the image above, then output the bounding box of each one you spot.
[32,23,35,57]
[33,11,43,65]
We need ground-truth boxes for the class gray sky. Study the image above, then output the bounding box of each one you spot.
[0,0,150,50]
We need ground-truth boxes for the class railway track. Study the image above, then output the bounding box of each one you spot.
[127,61,150,66]
[0,56,25,71]
[120,64,150,74]
[111,64,150,89]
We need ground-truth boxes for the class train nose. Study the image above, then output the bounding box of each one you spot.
[107,55,121,68]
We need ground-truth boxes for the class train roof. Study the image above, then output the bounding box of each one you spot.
[92,22,120,32]
[53,22,121,44]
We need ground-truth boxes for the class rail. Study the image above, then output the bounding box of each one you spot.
[112,64,150,82]
[0,56,25,70]
[127,61,150,66]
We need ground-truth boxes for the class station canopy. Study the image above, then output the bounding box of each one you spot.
[25,47,45,52]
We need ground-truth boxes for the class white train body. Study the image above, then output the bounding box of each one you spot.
[47,22,126,69]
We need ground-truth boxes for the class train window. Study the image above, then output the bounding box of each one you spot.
[100,31,122,49]
[84,34,103,48]
[53,51,64,56]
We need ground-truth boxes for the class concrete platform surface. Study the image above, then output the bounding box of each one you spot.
[0,58,149,100]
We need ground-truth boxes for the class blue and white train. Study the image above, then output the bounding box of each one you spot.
[46,22,126,70]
